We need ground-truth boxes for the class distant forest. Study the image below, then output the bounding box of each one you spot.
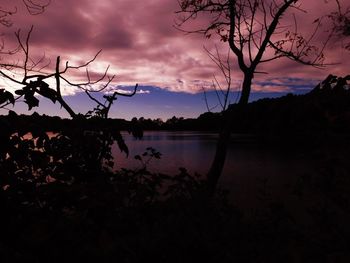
[2,76,350,140]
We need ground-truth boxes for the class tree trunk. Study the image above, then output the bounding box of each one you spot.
[239,71,253,105]
[206,112,231,195]
[206,71,252,196]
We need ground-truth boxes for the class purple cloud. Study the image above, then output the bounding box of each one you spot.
[0,0,348,97]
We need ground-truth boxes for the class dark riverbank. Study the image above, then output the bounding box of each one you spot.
[1,75,350,262]
[1,141,349,263]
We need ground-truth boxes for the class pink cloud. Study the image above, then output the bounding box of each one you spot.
[0,0,348,97]
[252,85,292,93]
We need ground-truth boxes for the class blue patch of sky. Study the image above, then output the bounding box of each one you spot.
[257,77,321,92]
[0,78,319,120]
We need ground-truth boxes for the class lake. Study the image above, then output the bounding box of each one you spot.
[112,131,315,195]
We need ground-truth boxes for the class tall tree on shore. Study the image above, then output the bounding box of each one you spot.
[177,0,341,195]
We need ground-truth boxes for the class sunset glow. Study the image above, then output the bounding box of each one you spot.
[0,0,349,119]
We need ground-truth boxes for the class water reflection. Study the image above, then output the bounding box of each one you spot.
[112,131,311,185]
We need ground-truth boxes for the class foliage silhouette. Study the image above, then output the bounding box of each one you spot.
[1,133,350,262]
[0,2,349,261]
[177,0,346,195]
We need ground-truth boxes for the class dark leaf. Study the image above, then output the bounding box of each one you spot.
[117,139,129,157]
[37,83,57,103]
[113,132,129,157]
[0,89,6,104]
[24,94,39,110]
[0,90,15,105]
[36,133,49,147]
[5,91,15,105]
[0,95,7,105]
[15,89,26,95]
[18,128,29,138]
[36,136,44,148]
[26,81,38,90]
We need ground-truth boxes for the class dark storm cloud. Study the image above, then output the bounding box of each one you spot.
[0,0,348,96]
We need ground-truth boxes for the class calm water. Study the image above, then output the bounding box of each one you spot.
[112,131,313,187]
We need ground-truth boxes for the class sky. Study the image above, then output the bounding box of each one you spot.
[0,0,349,120]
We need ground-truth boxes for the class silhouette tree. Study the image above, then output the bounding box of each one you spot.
[177,0,340,195]
[0,27,137,119]
[202,46,233,112]
[0,27,137,175]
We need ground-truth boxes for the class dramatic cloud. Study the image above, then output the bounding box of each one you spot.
[104,87,151,95]
[0,0,349,98]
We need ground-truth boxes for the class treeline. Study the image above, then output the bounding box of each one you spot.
[0,112,130,135]
[233,78,350,138]
[134,77,350,138]
[1,76,350,137]
[0,110,223,133]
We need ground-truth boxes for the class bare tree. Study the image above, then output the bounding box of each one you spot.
[202,46,233,112]
[0,27,137,119]
[177,0,339,195]
[0,27,138,172]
